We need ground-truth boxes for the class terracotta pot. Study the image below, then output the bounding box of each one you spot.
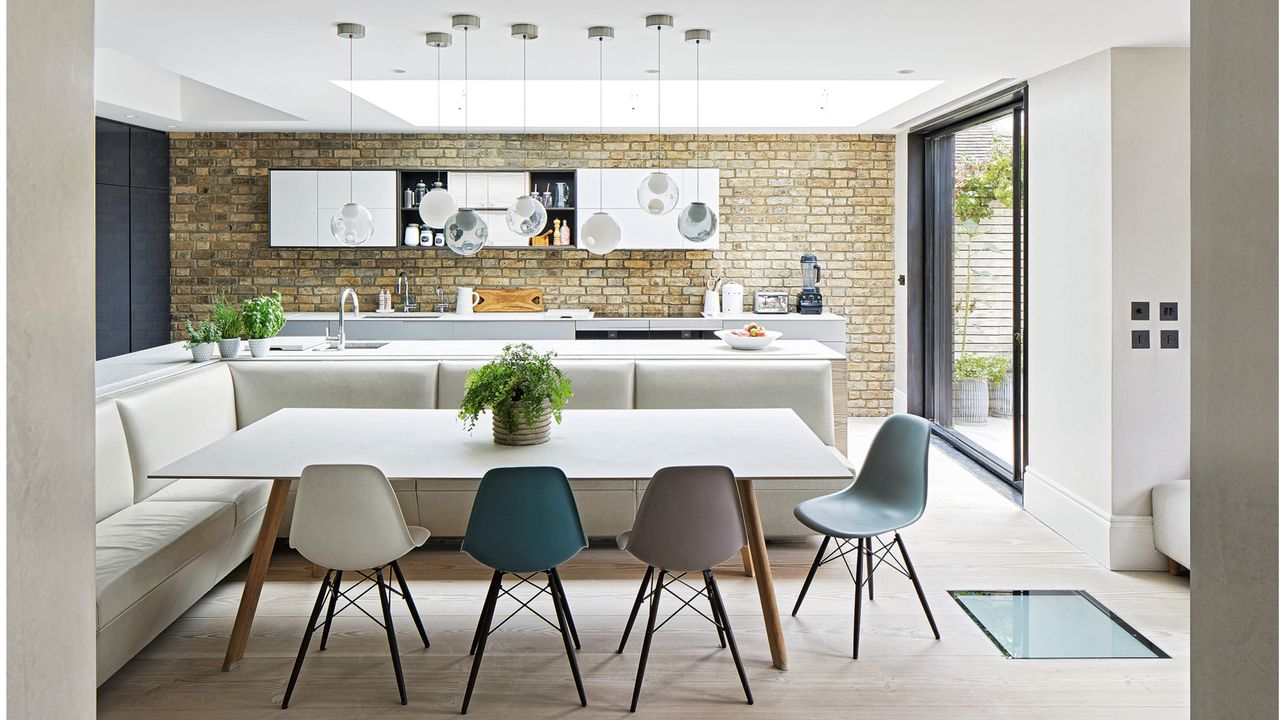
[492,402,553,446]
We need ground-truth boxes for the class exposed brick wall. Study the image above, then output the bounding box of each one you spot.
[169,132,895,415]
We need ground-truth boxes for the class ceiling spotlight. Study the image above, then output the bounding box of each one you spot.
[897,68,916,75]
[389,68,406,74]
[124,114,138,118]
[644,68,659,74]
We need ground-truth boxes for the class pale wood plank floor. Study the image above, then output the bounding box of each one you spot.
[97,420,1190,719]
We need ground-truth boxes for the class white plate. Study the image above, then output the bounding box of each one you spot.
[715,329,783,350]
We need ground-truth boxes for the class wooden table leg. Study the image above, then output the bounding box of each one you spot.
[222,478,291,671]
[740,546,754,577]
[737,477,787,671]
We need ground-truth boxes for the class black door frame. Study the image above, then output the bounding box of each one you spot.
[905,86,1028,488]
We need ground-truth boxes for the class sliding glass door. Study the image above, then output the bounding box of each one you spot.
[917,94,1027,487]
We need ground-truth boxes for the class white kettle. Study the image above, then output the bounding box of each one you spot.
[721,282,745,314]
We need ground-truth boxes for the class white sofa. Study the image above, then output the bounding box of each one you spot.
[94,357,848,683]
[1152,479,1190,573]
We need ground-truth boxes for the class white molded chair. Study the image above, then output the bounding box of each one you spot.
[282,464,431,709]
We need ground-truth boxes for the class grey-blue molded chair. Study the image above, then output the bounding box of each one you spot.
[460,466,588,714]
[791,413,940,658]
[617,466,753,711]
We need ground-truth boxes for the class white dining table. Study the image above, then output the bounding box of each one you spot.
[151,407,854,672]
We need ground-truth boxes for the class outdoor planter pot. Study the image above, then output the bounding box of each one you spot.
[953,377,989,425]
[991,372,1013,418]
[492,401,553,446]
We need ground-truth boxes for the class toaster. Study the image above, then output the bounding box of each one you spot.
[753,291,790,314]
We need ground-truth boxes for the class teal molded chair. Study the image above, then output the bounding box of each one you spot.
[460,466,588,714]
[791,413,940,658]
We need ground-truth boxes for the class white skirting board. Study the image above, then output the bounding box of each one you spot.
[1023,466,1167,571]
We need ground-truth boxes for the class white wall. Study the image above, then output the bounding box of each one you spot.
[893,130,910,413]
[1020,48,1189,570]
[6,0,99,716]
[1189,0,1278,714]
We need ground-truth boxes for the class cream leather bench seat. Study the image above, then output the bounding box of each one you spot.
[226,361,441,535]
[634,359,849,537]
[95,364,272,685]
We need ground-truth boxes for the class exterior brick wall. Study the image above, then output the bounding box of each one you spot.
[168,132,895,415]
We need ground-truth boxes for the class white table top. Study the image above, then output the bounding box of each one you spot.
[151,408,853,482]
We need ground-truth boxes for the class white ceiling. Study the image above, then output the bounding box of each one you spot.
[95,0,1189,133]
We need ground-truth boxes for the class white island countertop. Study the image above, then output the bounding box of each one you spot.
[285,309,845,323]
[97,339,844,398]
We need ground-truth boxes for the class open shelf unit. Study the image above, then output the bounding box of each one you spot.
[396,168,578,250]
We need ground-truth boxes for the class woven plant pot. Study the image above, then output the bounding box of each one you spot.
[492,402,553,446]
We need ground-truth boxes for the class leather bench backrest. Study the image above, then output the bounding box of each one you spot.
[114,364,238,500]
[634,360,836,446]
[227,361,440,428]
[437,360,636,410]
[95,400,136,522]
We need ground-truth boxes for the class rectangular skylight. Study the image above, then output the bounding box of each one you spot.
[335,79,940,132]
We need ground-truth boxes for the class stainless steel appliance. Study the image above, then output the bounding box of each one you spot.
[798,253,823,315]
[754,291,790,314]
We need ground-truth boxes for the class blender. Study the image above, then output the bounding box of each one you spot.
[798,253,823,314]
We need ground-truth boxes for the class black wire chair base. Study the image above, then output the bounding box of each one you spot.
[282,561,429,709]
[620,567,753,712]
[462,568,586,715]
[791,532,940,659]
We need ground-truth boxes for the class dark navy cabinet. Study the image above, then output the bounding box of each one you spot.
[96,118,170,359]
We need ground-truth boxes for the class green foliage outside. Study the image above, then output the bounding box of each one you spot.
[241,292,287,339]
[954,136,1015,381]
[184,320,221,348]
[458,343,574,432]
[210,293,244,340]
[953,354,1010,384]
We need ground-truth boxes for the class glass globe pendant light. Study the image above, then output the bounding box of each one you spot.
[331,23,374,246]
[443,15,488,256]
[582,26,622,254]
[637,15,679,216]
[504,24,548,238]
[419,31,457,228]
[678,29,718,243]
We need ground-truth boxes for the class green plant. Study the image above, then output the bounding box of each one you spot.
[210,292,244,339]
[954,354,1011,384]
[953,137,1015,354]
[184,320,221,349]
[458,343,574,432]
[240,292,286,339]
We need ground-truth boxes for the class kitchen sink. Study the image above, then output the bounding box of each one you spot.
[311,340,390,351]
[372,312,441,318]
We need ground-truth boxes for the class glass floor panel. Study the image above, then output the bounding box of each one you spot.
[949,590,1169,659]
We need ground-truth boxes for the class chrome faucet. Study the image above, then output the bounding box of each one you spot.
[434,285,449,313]
[331,287,360,351]
[397,271,418,313]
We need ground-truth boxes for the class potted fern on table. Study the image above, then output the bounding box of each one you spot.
[211,293,245,359]
[241,291,287,358]
[184,320,221,363]
[458,343,573,446]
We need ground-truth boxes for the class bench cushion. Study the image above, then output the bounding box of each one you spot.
[146,478,272,528]
[96,401,135,522]
[115,364,238,500]
[437,360,636,410]
[228,361,439,428]
[1152,479,1190,569]
[634,360,836,446]
[95,501,234,629]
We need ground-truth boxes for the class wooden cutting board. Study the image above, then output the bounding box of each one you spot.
[474,287,545,313]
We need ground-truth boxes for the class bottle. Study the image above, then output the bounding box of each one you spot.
[560,224,570,245]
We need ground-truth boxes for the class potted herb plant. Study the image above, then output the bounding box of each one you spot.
[241,291,287,358]
[184,320,221,363]
[458,343,574,446]
[211,293,245,359]
[952,354,990,425]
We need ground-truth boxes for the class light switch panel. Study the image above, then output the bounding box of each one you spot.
[1132,330,1151,349]
[1159,302,1178,321]
[1160,330,1179,349]
[1131,302,1150,321]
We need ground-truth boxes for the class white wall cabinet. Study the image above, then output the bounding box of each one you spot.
[445,171,528,210]
[575,168,719,249]
[269,169,397,247]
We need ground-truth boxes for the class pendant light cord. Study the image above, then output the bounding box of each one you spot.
[348,34,354,200]
[463,26,469,202]
[695,38,701,202]
[598,36,604,207]
[656,26,663,164]
[436,42,442,184]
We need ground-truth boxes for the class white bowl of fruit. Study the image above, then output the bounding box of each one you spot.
[715,323,782,350]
